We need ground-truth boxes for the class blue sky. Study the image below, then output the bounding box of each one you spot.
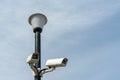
[0,0,120,80]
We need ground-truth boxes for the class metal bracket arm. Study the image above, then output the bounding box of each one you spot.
[29,63,39,76]
[40,67,55,76]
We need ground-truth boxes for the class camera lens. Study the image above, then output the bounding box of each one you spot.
[32,54,38,59]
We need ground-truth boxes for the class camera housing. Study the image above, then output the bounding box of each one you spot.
[46,58,68,68]
[27,53,39,64]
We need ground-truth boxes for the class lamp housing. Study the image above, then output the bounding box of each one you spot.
[28,13,47,33]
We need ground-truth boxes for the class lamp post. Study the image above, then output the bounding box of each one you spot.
[27,13,68,80]
[28,13,47,80]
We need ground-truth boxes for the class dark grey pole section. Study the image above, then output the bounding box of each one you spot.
[34,31,41,80]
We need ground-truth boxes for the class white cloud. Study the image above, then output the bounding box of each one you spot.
[41,0,120,44]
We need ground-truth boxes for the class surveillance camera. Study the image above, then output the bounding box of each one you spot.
[27,53,39,64]
[46,58,68,68]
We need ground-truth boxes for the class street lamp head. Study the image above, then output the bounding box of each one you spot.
[28,13,47,33]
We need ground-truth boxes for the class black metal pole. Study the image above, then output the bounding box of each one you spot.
[34,31,41,80]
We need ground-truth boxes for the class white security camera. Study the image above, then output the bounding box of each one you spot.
[46,58,68,68]
[27,53,39,64]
